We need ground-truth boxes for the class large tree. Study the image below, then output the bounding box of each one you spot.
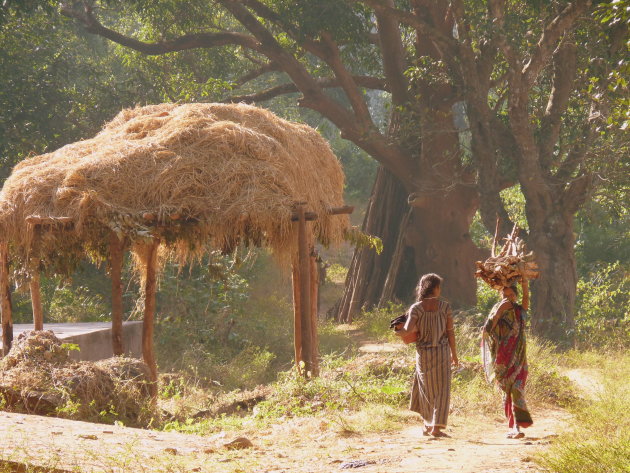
[57,0,487,316]
[30,0,627,337]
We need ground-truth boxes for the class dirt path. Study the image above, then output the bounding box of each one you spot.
[0,333,598,472]
[0,405,570,473]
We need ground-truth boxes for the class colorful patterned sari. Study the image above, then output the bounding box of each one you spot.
[481,300,533,429]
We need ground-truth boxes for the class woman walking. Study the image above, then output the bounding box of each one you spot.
[399,273,458,437]
[482,279,533,438]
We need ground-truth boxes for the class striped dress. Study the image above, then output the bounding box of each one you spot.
[403,299,452,428]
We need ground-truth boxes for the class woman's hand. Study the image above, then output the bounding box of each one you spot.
[451,354,459,367]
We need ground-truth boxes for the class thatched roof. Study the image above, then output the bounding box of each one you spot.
[0,103,349,276]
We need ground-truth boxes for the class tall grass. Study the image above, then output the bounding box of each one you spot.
[536,354,630,473]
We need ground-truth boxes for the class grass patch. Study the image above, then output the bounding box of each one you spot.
[536,354,630,473]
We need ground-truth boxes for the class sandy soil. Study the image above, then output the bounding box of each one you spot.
[1,332,599,472]
[0,405,570,473]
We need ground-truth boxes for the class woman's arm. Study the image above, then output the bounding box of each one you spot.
[446,311,458,366]
[521,278,529,311]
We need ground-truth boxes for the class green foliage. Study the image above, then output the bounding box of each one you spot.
[500,185,528,232]
[153,251,295,390]
[0,9,159,178]
[344,227,383,254]
[355,303,406,342]
[575,262,630,349]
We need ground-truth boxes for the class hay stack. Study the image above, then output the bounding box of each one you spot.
[0,331,154,426]
[0,103,349,276]
[475,231,539,289]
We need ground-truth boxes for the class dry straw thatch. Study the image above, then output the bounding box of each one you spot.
[0,103,349,277]
[0,331,155,426]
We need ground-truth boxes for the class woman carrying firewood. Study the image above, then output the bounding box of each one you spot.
[398,273,459,438]
[481,279,533,438]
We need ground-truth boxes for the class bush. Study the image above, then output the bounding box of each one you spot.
[575,262,629,349]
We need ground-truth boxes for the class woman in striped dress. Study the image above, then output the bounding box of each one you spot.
[401,273,458,437]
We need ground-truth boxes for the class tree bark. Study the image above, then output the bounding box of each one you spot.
[336,167,482,323]
[527,207,577,341]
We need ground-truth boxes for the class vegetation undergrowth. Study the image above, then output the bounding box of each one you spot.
[536,353,630,473]
[160,302,583,436]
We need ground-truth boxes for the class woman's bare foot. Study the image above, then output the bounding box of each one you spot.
[431,429,450,438]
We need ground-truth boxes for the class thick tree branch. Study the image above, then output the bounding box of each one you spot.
[225,76,388,103]
[357,0,458,57]
[234,61,280,86]
[314,33,375,130]
[60,2,261,54]
[220,0,415,186]
[539,41,577,169]
[374,0,410,105]
[522,0,591,87]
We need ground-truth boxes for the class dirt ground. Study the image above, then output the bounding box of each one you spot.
[0,333,599,473]
[0,404,570,473]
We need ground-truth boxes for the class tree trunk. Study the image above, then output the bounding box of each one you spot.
[336,168,482,323]
[527,209,577,341]
[336,102,483,323]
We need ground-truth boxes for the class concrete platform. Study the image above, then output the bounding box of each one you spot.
[1,321,143,361]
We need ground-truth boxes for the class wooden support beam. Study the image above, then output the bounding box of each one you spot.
[290,205,354,221]
[142,240,159,396]
[110,233,124,356]
[291,264,302,374]
[0,243,13,356]
[30,271,43,331]
[309,247,320,377]
[296,205,313,376]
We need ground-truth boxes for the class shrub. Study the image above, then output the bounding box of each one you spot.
[575,262,629,349]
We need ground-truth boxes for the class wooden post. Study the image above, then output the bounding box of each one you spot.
[296,205,313,376]
[0,243,13,356]
[142,240,159,396]
[30,270,43,331]
[110,233,124,356]
[291,263,303,374]
[309,246,320,377]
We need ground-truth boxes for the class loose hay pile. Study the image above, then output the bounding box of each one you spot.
[0,331,155,426]
[475,230,540,289]
[0,103,349,277]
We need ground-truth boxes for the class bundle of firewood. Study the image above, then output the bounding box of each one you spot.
[475,227,539,289]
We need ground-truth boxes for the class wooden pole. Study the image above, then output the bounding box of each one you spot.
[0,243,13,356]
[296,205,313,376]
[291,263,302,374]
[30,270,43,331]
[309,245,320,377]
[110,233,124,356]
[142,240,159,396]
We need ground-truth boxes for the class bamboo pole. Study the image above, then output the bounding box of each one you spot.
[0,243,13,356]
[296,205,313,376]
[110,233,124,356]
[309,245,320,377]
[30,271,43,331]
[142,240,159,396]
[291,263,302,374]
